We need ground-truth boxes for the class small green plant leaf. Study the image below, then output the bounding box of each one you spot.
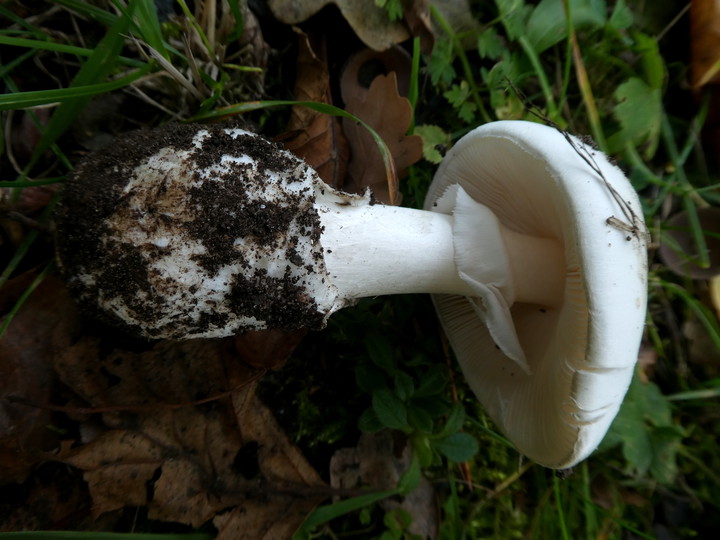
[495,0,533,40]
[444,81,477,122]
[648,426,684,484]
[609,0,634,30]
[415,125,451,164]
[393,371,415,401]
[607,408,653,474]
[433,432,479,463]
[525,0,606,53]
[477,27,506,60]
[373,389,410,431]
[355,363,387,394]
[408,405,434,433]
[359,407,385,433]
[366,334,396,373]
[411,395,452,419]
[375,0,403,21]
[427,38,456,86]
[383,507,413,538]
[397,454,422,495]
[413,365,448,397]
[601,373,685,483]
[435,403,466,439]
[636,32,665,91]
[608,76,661,154]
[413,435,434,468]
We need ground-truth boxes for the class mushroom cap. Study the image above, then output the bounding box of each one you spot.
[55,123,345,339]
[424,120,648,468]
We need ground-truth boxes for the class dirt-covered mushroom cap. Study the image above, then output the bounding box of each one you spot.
[55,123,347,339]
[424,120,649,469]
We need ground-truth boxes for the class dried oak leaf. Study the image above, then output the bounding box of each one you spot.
[268,0,410,51]
[0,271,80,485]
[55,338,326,536]
[330,431,438,539]
[340,47,413,101]
[0,462,91,532]
[234,328,308,371]
[278,30,349,188]
[342,72,422,204]
[691,0,720,88]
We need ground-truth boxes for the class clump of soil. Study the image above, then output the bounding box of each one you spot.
[54,123,337,339]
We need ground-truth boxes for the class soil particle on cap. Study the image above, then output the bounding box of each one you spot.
[55,122,335,339]
[191,128,297,176]
[184,180,299,274]
[228,268,324,331]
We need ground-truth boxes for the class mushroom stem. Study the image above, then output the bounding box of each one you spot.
[318,188,565,309]
[501,227,565,307]
[320,202,463,298]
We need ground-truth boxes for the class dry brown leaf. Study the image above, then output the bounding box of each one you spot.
[691,0,720,88]
[234,328,308,371]
[691,0,720,168]
[342,72,423,204]
[0,271,80,485]
[330,431,438,539]
[268,0,410,51]
[403,0,434,53]
[279,30,349,188]
[0,463,91,532]
[684,315,720,369]
[340,47,413,100]
[55,338,326,535]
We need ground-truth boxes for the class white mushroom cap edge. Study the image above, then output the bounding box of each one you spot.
[423,120,649,469]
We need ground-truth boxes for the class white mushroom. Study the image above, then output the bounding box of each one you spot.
[422,121,649,468]
[55,120,647,468]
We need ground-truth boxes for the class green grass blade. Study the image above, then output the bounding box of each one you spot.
[0,36,144,68]
[407,36,421,134]
[553,475,570,540]
[0,48,36,80]
[668,386,720,401]
[0,196,58,291]
[0,533,212,540]
[53,0,119,26]
[30,0,139,164]
[0,35,108,59]
[133,0,169,59]
[0,66,152,111]
[0,261,54,339]
[0,5,45,37]
[227,0,246,42]
[297,488,398,533]
[518,35,558,120]
[175,0,214,56]
[659,280,720,350]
